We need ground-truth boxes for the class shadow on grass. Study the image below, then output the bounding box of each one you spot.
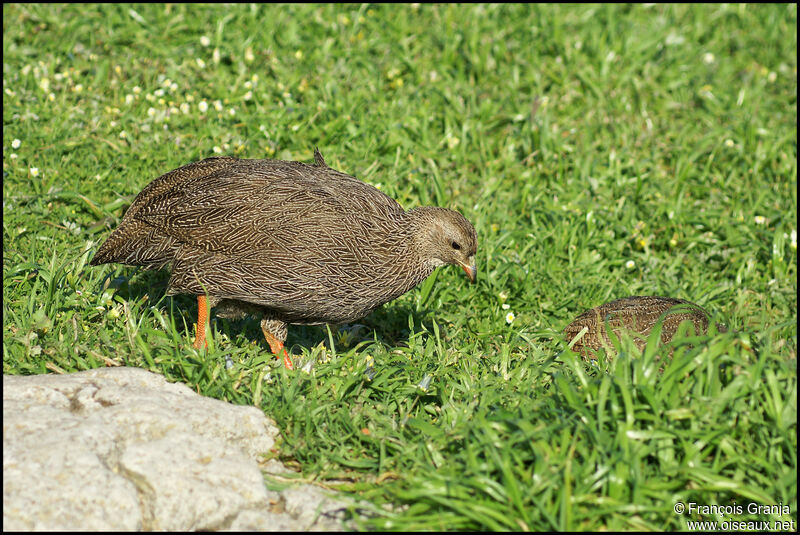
[97,266,443,354]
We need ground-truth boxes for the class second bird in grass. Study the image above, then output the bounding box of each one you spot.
[90,149,478,369]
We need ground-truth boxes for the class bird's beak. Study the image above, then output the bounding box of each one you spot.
[459,257,477,283]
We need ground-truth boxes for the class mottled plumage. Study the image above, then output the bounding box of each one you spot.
[564,296,724,357]
[90,149,477,367]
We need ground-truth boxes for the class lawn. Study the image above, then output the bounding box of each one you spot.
[3,3,796,531]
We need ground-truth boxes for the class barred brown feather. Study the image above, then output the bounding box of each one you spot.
[564,295,725,357]
[90,150,478,351]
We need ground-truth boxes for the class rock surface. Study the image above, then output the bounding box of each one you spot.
[3,367,350,531]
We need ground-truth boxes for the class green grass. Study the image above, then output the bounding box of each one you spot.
[3,3,796,531]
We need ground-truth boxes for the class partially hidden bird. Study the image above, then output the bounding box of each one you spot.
[563,295,726,358]
[90,149,477,369]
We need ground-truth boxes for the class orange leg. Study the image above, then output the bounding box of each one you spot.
[261,327,293,370]
[193,295,209,349]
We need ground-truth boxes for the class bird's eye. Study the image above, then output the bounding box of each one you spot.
[451,241,461,250]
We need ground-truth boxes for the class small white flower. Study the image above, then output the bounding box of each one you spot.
[119,131,127,139]
[703,52,715,64]
[200,35,211,47]
[47,93,55,102]
[212,146,222,154]
[228,107,236,116]
[625,260,636,269]
[244,47,255,63]
[132,86,141,94]
[196,58,206,69]
[505,312,515,324]
[446,134,460,149]
[73,83,83,93]
[724,139,735,147]
[213,100,223,111]
[198,101,208,113]
[125,94,134,105]
[154,88,164,97]
[243,91,252,101]
[417,373,432,391]
[180,102,190,114]
[767,71,777,83]
[10,153,18,159]
[147,107,156,117]
[11,139,21,149]
[501,303,510,310]
[754,215,766,225]
[212,48,221,63]
[498,291,508,301]
[30,167,39,177]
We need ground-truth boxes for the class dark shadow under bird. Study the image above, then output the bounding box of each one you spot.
[90,149,477,369]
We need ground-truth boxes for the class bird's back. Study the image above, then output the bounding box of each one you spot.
[90,155,424,323]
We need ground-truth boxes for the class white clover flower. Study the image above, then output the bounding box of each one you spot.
[180,102,190,114]
[724,139,735,147]
[119,131,127,139]
[48,93,55,101]
[147,107,156,117]
[243,91,252,101]
[11,139,21,149]
[213,100,223,111]
[754,215,766,225]
[212,146,222,154]
[132,86,141,94]
[505,312,515,324]
[154,88,165,97]
[501,303,510,310]
[30,167,39,177]
[196,58,206,69]
[200,35,211,47]
[228,107,236,116]
[73,83,83,93]
[625,260,636,269]
[212,48,221,63]
[10,153,18,159]
[198,101,208,113]
[125,94,134,105]
[244,47,255,63]
[703,52,715,64]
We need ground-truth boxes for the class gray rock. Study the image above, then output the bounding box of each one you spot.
[3,367,349,531]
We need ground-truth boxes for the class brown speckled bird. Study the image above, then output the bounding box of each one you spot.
[90,149,477,369]
[564,296,725,358]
